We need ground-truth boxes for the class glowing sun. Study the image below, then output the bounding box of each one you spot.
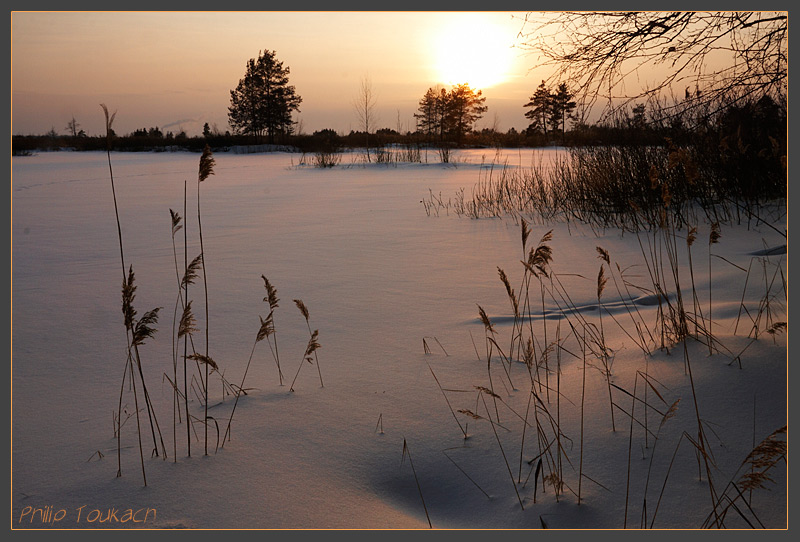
[430,15,515,90]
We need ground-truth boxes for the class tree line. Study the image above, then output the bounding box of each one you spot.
[13,17,787,160]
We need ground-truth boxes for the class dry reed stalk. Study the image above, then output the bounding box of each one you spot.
[401,439,432,528]
[121,265,167,474]
[597,246,654,354]
[640,399,680,528]
[478,391,525,510]
[290,330,321,392]
[555,323,564,497]
[623,374,640,528]
[128,350,146,485]
[523,230,553,393]
[518,338,536,483]
[498,266,521,374]
[681,334,722,527]
[257,277,284,386]
[578,329,586,505]
[101,103,140,481]
[168,209,183,462]
[222,307,274,445]
[596,264,616,432]
[123,264,167,457]
[685,226,707,341]
[442,449,490,499]
[707,222,721,354]
[197,144,215,456]
[477,305,501,423]
[182,181,190,456]
[734,258,755,335]
[427,363,468,439]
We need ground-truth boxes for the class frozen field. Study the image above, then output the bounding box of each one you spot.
[11,148,787,529]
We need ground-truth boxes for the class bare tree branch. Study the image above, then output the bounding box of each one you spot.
[516,11,787,121]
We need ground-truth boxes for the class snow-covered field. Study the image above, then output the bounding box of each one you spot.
[11,149,787,529]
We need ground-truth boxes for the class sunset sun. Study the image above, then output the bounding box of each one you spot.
[430,15,515,90]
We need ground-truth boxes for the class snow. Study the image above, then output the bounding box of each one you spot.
[11,148,787,530]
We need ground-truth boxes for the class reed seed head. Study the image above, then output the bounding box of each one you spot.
[170,209,182,236]
[521,218,531,251]
[256,311,275,342]
[527,230,553,275]
[132,307,161,347]
[293,299,309,321]
[766,322,787,335]
[710,222,721,245]
[122,265,137,329]
[522,338,534,368]
[182,254,203,289]
[262,275,280,310]
[304,330,321,357]
[597,265,607,299]
[198,144,216,183]
[474,385,500,398]
[660,399,680,429]
[100,103,116,144]
[738,425,786,491]
[596,246,610,265]
[477,305,495,334]
[178,300,197,339]
[457,409,483,420]
[687,226,697,247]
[186,353,218,371]
[497,267,519,316]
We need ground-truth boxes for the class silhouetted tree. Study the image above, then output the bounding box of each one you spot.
[414,84,487,146]
[523,81,552,136]
[353,76,378,161]
[228,50,302,144]
[414,86,443,143]
[66,116,81,137]
[445,84,488,145]
[549,82,576,136]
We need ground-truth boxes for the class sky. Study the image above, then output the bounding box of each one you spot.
[11,11,550,138]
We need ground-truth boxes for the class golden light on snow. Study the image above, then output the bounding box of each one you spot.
[429,14,516,90]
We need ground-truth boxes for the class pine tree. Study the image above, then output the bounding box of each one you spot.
[445,84,487,145]
[228,50,302,144]
[549,82,577,135]
[414,86,444,143]
[523,81,552,136]
[415,84,487,146]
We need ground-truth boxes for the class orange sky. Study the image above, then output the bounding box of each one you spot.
[12,11,545,137]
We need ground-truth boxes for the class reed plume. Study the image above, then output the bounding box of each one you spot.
[294,299,323,387]
[261,276,284,385]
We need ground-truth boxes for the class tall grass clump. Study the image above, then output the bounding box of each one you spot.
[444,130,784,234]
